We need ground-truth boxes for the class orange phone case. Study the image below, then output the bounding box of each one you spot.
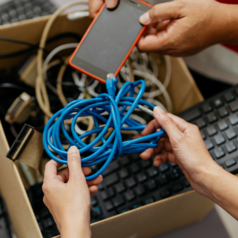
[69,0,152,84]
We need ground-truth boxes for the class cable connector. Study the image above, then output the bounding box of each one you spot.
[106,73,118,98]
[5,92,33,124]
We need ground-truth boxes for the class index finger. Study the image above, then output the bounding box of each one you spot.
[141,119,160,136]
[44,159,62,180]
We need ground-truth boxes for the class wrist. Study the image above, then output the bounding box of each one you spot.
[195,159,224,199]
[212,2,238,44]
[60,219,91,238]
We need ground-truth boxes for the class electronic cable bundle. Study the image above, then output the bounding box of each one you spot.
[43,76,165,181]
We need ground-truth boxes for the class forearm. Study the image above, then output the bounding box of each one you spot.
[201,164,238,220]
[216,3,238,45]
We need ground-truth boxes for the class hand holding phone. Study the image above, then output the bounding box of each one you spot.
[70,0,151,83]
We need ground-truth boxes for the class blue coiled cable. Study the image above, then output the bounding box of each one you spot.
[43,77,165,181]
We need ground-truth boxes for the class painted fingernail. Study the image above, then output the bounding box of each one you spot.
[106,0,117,9]
[139,12,150,25]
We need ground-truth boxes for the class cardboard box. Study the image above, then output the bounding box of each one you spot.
[0,14,214,238]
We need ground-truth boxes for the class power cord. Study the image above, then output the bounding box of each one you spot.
[43,77,165,181]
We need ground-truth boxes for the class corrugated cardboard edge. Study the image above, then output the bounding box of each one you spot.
[168,57,204,114]
[90,191,213,238]
[0,122,42,238]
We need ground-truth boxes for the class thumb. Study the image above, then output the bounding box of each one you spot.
[105,0,118,9]
[153,107,183,142]
[67,146,85,183]
[140,2,182,25]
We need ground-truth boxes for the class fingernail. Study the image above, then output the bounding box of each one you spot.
[154,106,164,115]
[106,0,117,9]
[69,146,78,153]
[100,175,103,181]
[139,12,150,25]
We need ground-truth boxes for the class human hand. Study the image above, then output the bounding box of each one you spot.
[138,0,226,56]
[140,106,223,198]
[42,146,103,238]
[89,0,118,18]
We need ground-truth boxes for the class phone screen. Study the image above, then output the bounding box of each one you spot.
[71,0,150,81]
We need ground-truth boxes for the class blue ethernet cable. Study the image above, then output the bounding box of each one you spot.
[42,76,165,181]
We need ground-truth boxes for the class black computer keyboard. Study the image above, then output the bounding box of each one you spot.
[28,84,238,237]
[90,154,192,222]
[178,84,238,174]
[0,0,56,25]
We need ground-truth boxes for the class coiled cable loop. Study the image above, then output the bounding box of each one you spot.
[43,78,165,181]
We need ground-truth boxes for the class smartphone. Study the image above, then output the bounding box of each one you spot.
[69,0,151,84]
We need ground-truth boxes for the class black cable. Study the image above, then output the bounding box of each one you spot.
[0,32,81,59]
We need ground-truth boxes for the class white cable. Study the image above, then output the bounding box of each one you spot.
[43,43,78,81]
[119,47,173,112]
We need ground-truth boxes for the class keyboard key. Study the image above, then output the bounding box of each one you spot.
[229,99,238,112]
[214,134,225,145]
[147,167,158,178]
[107,187,115,197]
[132,204,141,209]
[225,141,237,153]
[104,173,119,187]
[146,180,156,190]
[131,153,140,161]
[172,183,183,193]
[170,169,180,180]
[224,92,235,102]
[160,189,171,199]
[159,163,169,172]
[112,195,125,208]
[213,98,223,108]
[134,185,146,197]
[225,158,237,168]
[144,197,155,205]
[218,107,229,118]
[225,128,237,139]
[100,191,109,201]
[137,172,148,183]
[98,183,103,190]
[196,118,206,129]
[105,201,114,212]
[140,159,151,168]
[184,180,191,187]
[229,114,238,125]
[126,177,137,188]
[201,131,206,139]
[115,183,126,193]
[202,103,212,113]
[204,139,214,150]
[125,190,136,201]
[94,206,102,216]
[207,112,218,123]
[170,162,177,167]
[102,160,120,176]
[130,163,140,173]
[218,120,229,131]
[119,168,129,179]
[214,147,225,159]
[206,125,217,136]
[91,196,98,206]
[43,217,54,228]
[158,174,168,185]
[120,155,130,166]
[182,108,201,122]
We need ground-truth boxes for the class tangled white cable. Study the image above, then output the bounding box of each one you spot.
[119,47,173,112]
